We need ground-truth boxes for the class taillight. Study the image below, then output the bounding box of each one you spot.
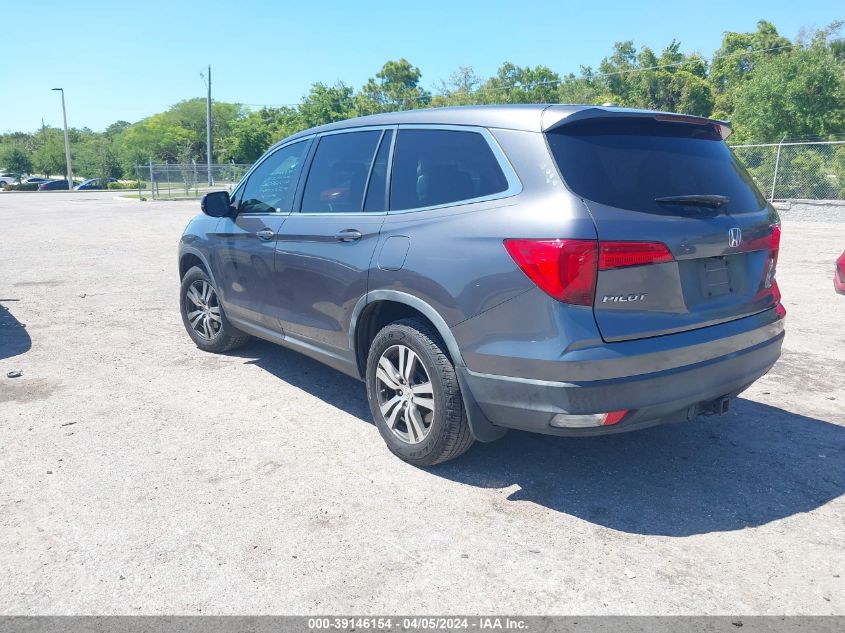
[753,224,783,314]
[599,241,673,270]
[766,224,781,293]
[503,239,597,306]
[504,239,675,305]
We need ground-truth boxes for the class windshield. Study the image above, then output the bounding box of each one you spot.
[546,118,767,214]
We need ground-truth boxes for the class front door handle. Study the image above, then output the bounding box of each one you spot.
[334,229,363,242]
[256,229,275,241]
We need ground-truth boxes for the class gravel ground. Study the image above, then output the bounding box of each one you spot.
[775,199,845,222]
[1,191,844,615]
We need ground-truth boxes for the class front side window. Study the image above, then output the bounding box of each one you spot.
[390,129,509,211]
[239,139,309,214]
[300,130,382,213]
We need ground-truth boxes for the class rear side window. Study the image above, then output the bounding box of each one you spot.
[300,130,382,213]
[390,129,509,211]
[547,118,766,214]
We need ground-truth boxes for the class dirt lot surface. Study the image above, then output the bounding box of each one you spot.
[1,191,843,614]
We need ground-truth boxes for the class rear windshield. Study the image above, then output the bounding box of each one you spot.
[546,118,766,214]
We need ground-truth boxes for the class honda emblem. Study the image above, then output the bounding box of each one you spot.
[728,227,742,248]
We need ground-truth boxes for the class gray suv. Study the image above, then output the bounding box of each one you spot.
[178,105,785,465]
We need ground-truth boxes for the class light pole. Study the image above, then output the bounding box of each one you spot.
[201,65,213,186]
[51,88,74,188]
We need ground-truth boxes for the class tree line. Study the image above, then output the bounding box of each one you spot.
[2,20,844,181]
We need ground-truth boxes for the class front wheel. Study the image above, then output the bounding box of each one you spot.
[179,266,250,353]
[366,318,474,466]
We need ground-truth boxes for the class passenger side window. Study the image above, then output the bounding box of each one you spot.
[300,131,382,213]
[390,129,509,211]
[240,140,309,214]
[363,130,393,212]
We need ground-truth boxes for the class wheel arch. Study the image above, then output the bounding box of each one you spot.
[179,248,217,286]
[349,290,465,379]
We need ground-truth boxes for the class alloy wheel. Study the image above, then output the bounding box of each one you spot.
[185,280,222,340]
[374,344,435,444]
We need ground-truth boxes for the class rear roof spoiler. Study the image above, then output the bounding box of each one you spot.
[542,106,732,140]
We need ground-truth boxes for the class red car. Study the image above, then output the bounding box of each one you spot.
[836,251,845,295]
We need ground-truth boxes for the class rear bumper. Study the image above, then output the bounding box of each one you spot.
[458,314,784,437]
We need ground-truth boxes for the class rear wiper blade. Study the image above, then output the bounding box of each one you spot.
[654,194,730,208]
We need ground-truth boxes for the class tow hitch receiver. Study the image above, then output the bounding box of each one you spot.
[701,396,732,416]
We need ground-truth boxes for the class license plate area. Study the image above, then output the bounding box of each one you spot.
[698,257,733,298]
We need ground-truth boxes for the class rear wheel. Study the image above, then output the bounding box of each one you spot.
[179,266,250,353]
[366,318,474,466]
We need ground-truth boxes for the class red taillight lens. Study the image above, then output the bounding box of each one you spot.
[753,224,783,311]
[504,239,597,306]
[598,241,674,270]
[766,224,781,292]
[602,410,628,426]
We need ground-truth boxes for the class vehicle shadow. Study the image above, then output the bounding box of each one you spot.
[236,340,845,537]
[0,302,31,360]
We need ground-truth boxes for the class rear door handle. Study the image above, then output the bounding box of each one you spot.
[256,229,275,241]
[334,229,363,242]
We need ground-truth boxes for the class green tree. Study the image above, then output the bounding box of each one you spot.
[0,146,33,175]
[75,136,122,179]
[475,63,561,104]
[115,98,244,172]
[558,67,611,105]
[221,107,301,163]
[32,129,67,178]
[355,59,430,114]
[431,66,483,106]
[731,38,845,142]
[586,40,713,115]
[710,20,792,118]
[299,82,355,128]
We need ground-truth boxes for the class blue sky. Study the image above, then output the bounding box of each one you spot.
[1,0,841,133]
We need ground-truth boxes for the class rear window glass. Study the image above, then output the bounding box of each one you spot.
[390,129,509,211]
[546,118,766,214]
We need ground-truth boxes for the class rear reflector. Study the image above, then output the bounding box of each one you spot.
[599,241,673,270]
[504,239,597,306]
[602,410,628,426]
[550,410,629,428]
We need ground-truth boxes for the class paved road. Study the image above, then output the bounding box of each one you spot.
[1,192,843,614]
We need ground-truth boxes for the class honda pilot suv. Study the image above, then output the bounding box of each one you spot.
[178,105,785,465]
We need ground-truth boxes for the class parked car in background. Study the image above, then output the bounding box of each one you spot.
[178,104,785,466]
[0,173,20,187]
[74,177,117,190]
[38,179,71,191]
[836,251,845,295]
[23,177,51,185]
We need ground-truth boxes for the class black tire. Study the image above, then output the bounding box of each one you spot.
[366,318,474,466]
[179,266,250,353]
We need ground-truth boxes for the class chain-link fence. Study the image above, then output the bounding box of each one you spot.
[133,162,251,200]
[731,140,845,202]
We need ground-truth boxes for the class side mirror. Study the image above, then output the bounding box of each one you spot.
[201,190,233,217]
